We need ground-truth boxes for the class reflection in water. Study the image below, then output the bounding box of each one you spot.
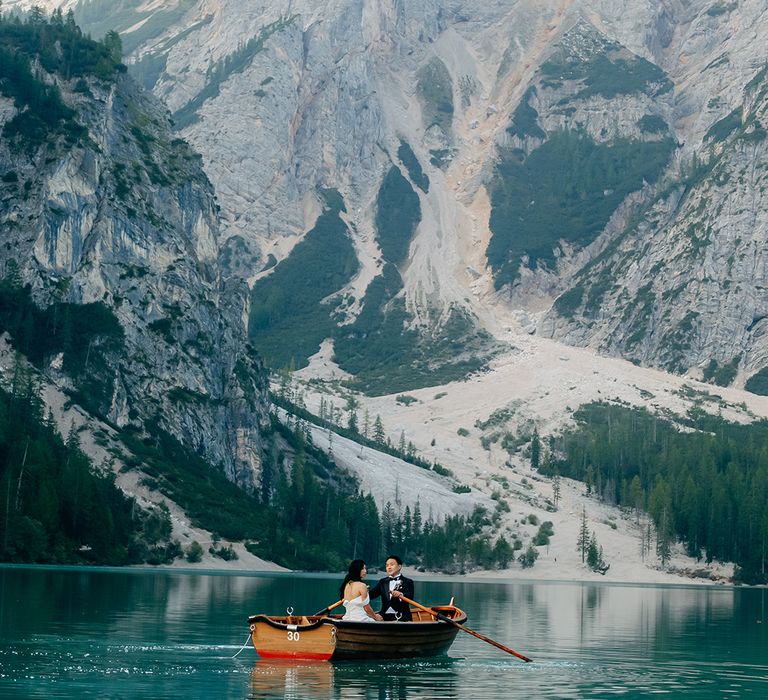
[1,568,766,699]
[248,659,460,699]
[250,661,334,699]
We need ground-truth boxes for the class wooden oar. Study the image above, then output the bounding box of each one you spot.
[312,599,344,616]
[400,595,533,663]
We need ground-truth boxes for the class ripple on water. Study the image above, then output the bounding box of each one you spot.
[2,570,767,699]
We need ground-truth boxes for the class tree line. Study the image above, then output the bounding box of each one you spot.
[539,402,768,583]
[0,7,124,150]
[272,379,453,476]
[260,413,517,573]
[0,358,177,564]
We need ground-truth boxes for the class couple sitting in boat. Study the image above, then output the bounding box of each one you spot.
[340,555,414,622]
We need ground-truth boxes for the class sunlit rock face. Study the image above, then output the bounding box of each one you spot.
[11,0,768,391]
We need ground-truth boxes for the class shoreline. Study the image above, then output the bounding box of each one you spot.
[0,562,753,588]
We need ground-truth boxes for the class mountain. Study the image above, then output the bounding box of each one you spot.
[13,0,766,396]
[3,1,768,581]
[0,10,268,488]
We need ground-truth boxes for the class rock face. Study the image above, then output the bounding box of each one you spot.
[0,28,268,486]
[11,0,768,391]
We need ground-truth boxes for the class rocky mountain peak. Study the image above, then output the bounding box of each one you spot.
[7,0,768,395]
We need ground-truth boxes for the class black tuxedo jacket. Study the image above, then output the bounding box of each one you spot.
[369,575,414,621]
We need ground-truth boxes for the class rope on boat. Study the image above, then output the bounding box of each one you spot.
[232,631,253,659]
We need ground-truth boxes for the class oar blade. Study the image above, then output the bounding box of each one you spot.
[400,595,532,663]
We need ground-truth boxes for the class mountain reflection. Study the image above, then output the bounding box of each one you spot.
[2,569,765,699]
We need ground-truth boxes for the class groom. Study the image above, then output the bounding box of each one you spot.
[369,554,414,621]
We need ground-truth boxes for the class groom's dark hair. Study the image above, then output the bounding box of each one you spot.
[386,554,403,565]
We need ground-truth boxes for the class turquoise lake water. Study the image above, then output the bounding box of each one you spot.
[0,567,766,698]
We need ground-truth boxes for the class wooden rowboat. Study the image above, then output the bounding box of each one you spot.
[248,604,467,661]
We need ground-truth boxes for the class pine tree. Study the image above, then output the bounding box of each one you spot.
[278,370,289,400]
[373,415,385,443]
[362,409,370,439]
[382,502,395,552]
[530,429,541,469]
[102,29,122,62]
[65,9,77,31]
[29,5,45,23]
[402,506,412,552]
[412,499,422,548]
[345,396,358,433]
[629,475,644,522]
[493,535,514,568]
[585,464,595,495]
[657,507,672,567]
[644,520,654,561]
[577,507,590,563]
[552,471,561,509]
[519,543,539,568]
[587,532,599,569]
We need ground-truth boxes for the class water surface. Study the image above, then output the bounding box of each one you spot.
[0,567,766,698]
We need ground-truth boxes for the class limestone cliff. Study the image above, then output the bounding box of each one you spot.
[0,19,268,486]
[11,0,768,393]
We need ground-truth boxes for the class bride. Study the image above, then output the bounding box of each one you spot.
[340,559,383,622]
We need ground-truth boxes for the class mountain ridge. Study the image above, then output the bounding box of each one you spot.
[3,1,768,582]
[46,0,767,392]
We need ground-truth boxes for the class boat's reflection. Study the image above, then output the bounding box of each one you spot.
[250,657,460,699]
[250,660,334,699]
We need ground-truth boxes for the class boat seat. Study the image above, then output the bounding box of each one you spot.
[301,616,310,624]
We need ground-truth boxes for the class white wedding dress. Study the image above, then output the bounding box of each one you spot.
[342,594,376,622]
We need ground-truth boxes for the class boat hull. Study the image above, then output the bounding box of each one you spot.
[331,618,461,660]
[248,605,466,661]
[249,615,337,660]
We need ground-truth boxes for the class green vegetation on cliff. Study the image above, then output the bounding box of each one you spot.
[507,87,546,139]
[0,11,125,151]
[331,171,490,394]
[0,271,125,414]
[248,190,359,369]
[745,367,768,396]
[417,57,454,133]
[398,141,430,193]
[374,166,422,267]
[704,108,741,143]
[247,174,490,394]
[541,49,672,99]
[488,130,675,287]
[333,271,489,394]
[173,16,293,129]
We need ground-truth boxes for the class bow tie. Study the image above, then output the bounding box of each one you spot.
[389,576,401,581]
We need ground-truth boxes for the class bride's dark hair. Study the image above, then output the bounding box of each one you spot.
[340,559,366,598]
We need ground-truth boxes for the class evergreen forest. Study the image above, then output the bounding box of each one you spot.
[0,9,124,151]
[0,371,145,564]
[0,270,511,572]
[540,402,768,583]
